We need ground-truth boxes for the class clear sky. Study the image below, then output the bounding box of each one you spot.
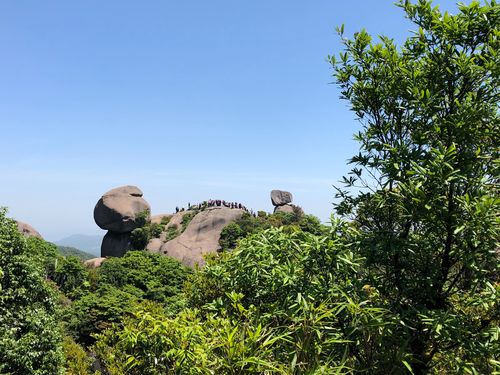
[0,0,461,241]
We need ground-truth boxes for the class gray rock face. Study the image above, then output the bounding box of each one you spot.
[271,190,293,206]
[94,185,151,233]
[161,207,244,267]
[101,231,132,257]
[274,204,304,216]
[146,238,163,253]
[274,204,295,214]
[16,221,43,239]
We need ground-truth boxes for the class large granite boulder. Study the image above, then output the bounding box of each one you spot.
[16,220,43,239]
[101,231,132,257]
[94,185,151,233]
[271,190,293,207]
[161,207,244,267]
[146,238,163,253]
[146,210,194,251]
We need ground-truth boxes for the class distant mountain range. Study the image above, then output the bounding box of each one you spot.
[54,234,102,257]
[56,246,95,261]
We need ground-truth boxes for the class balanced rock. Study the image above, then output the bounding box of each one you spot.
[94,185,150,233]
[271,190,293,207]
[101,231,132,257]
[161,207,244,267]
[16,220,43,239]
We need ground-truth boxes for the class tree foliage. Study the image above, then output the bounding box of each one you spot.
[65,251,190,345]
[0,208,64,374]
[331,0,499,372]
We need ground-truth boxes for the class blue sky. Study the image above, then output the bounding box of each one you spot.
[0,0,461,241]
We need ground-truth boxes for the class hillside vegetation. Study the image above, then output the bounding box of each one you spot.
[57,246,95,261]
[0,1,498,374]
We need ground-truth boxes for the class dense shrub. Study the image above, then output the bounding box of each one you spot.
[95,300,288,374]
[63,336,95,375]
[218,222,243,250]
[0,208,65,374]
[188,224,396,372]
[96,251,190,305]
[53,256,90,299]
[219,212,327,252]
[65,251,190,345]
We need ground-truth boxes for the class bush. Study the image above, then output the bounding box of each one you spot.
[188,224,395,372]
[53,256,90,299]
[65,284,138,345]
[181,211,197,232]
[96,251,190,305]
[165,224,179,241]
[160,215,172,225]
[64,251,191,345]
[0,208,64,374]
[94,301,288,375]
[218,223,243,250]
[130,227,149,250]
[63,336,95,375]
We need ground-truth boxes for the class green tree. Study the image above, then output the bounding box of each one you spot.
[0,208,64,374]
[66,284,138,345]
[219,223,243,250]
[65,251,190,345]
[188,226,391,373]
[53,256,90,299]
[96,250,190,305]
[331,1,499,373]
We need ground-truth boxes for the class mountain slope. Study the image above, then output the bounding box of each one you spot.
[55,234,102,256]
[56,245,95,260]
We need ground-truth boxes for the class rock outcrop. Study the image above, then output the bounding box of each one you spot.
[94,185,150,233]
[16,220,43,239]
[146,238,163,253]
[84,257,106,268]
[271,190,293,207]
[274,204,295,214]
[270,189,303,215]
[101,231,133,257]
[94,185,151,257]
[158,207,244,267]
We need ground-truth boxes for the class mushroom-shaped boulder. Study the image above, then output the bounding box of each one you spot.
[94,185,151,233]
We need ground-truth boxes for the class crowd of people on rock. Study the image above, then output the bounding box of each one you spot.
[175,199,256,216]
[206,199,249,211]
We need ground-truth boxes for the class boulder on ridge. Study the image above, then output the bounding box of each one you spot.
[16,220,43,239]
[94,185,150,233]
[270,190,293,207]
[161,207,244,267]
